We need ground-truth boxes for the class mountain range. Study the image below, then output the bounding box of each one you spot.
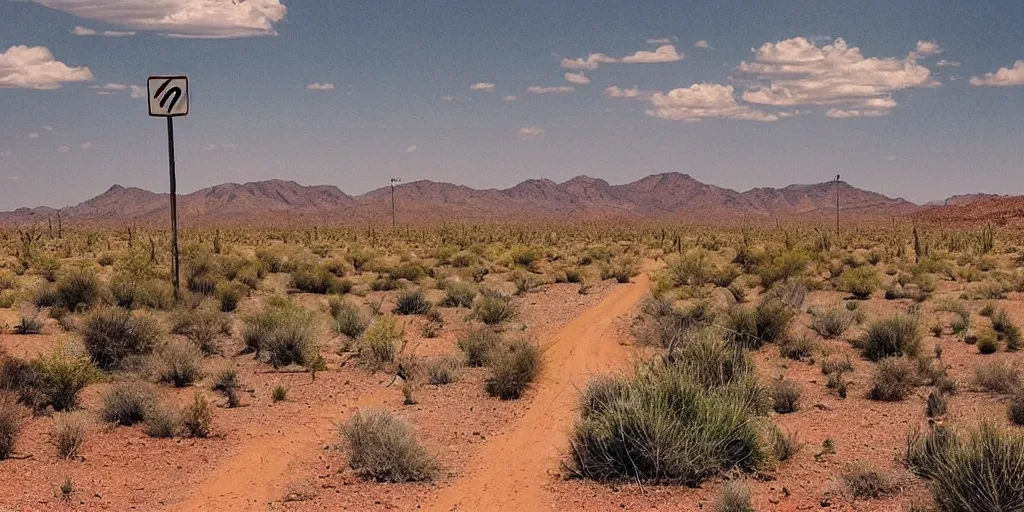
[0,173,986,227]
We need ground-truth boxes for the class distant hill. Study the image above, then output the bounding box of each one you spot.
[912,195,1024,227]
[0,173,922,227]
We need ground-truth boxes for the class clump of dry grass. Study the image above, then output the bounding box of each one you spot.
[341,408,437,482]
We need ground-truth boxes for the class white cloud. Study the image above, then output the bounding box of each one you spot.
[887,154,896,161]
[694,40,713,49]
[28,132,40,139]
[5,176,18,181]
[737,37,938,118]
[306,82,335,91]
[0,150,11,157]
[0,45,93,90]
[915,40,942,56]
[502,95,517,102]
[79,142,92,149]
[561,52,617,71]
[34,0,286,38]
[519,126,545,138]
[621,44,683,64]
[90,82,128,93]
[647,83,778,122]
[647,37,676,45]
[203,144,218,151]
[71,25,135,37]
[470,82,496,92]
[604,86,648,99]
[526,85,575,94]
[57,145,69,153]
[935,59,961,67]
[129,85,146,98]
[562,44,683,70]
[564,72,590,85]
[405,145,418,153]
[42,125,53,131]
[221,143,236,149]
[970,60,1024,87]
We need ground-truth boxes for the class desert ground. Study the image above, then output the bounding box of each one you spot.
[1,223,1022,511]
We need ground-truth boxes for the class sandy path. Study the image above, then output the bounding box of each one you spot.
[427,272,650,512]
[173,384,391,511]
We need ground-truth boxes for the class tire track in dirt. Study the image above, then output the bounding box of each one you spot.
[173,384,392,511]
[427,271,650,512]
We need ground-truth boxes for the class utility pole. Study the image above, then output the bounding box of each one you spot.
[390,178,401,229]
[835,174,841,237]
[167,116,181,301]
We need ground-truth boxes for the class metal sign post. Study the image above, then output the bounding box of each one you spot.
[390,177,401,229]
[148,76,189,300]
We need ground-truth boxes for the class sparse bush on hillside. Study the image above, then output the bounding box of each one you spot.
[170,307,231,355]
[241,299,320,369]
[724,298,793,349]
[840,266,880,299]
[810,307,854,339]
[341,408,437,482]
[54,269,103,311]
[393,289,432,315]
[101,382,154,426]
[360,316,403,369]
[842,462,894,499]
[439,281,476,308]
[153,340,203,387]
[330,297,367,339]
[714,480,754,512]
[770,378,801,413]
[51,412,88,459]
[0,392,27,460]
[973,360,1022,394]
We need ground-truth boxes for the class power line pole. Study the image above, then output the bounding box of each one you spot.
[835,174,841,237]
[390,178,401,229]
[168,116,181,301]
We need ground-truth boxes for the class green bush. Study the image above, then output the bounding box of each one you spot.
[54,268,103,311]
[810,307,854,339]
[977,329,1000,354]
[291,265,343,294]
[565,363,768,485]
[215,281,245,312]
[868,357,917,401]
[144,404,179,438]
[82,308,161,370]
[330,297,367,339]
[181,393,212,438]
[341,408,437,482]
[170,307,231,355]
[1008,392,1024,425]
[906,423,1024,511]
[485,339,541,400]
[473,288,517,325]
[770,425,803,462]
[725,298,794,349]
[33,345,100,411]
[457,327,501,367]
[840,266,880,299]
[101,382,154,426]
[426,357,460,385]
[241,300,319,369]
[360,317,402,369]
[927,390,949,418]
[154,340,203,387]
[13,315,42,335]
[271,384,288,402]
[770,379,801,413]
[438,281,476,308]
[757,251,807,289]
[779,336,815,360]
[665,334,752,389]
[861,314,921,361]
[393,290,432,315]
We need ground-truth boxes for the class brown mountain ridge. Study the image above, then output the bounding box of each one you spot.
[0,173,922,227]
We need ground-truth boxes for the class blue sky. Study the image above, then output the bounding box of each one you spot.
[0,0,1022,210]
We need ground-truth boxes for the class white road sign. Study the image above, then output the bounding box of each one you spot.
[147,76,189,117]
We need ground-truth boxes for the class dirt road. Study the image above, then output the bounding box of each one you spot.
[427,272,649,511]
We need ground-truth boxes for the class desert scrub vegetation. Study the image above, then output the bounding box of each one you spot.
[341,408,437,482]
[360,316,403,369]
[426,357,460,385]
[840,265,880,299]
[868,357,917,401]
[50,412,88,459]
[438,280,476,308]
[242,298,321,369]
[473,287,517,325]
[565,353,769,485]
[809,306,854,339]
[82,307,162,370]
[152,339,203,387]
[860,314,921,361]
[0,392,27,460]
[770,378,801,413]
[714,479,754,512]
[906,423,1024,511]
[841,462,894,499]
[457,326,501,367]
[973,360,1021,394]
[724,298,794,349]
[329,297,367,339]
[485,338,541,400]
[100,382,154,426]
[169,306,232,355]
[393,289,432,315]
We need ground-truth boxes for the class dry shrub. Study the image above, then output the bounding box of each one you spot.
[485,339,541,400]
[341,408,437,482]
[82,308,161,370]
[51,412,89,458]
